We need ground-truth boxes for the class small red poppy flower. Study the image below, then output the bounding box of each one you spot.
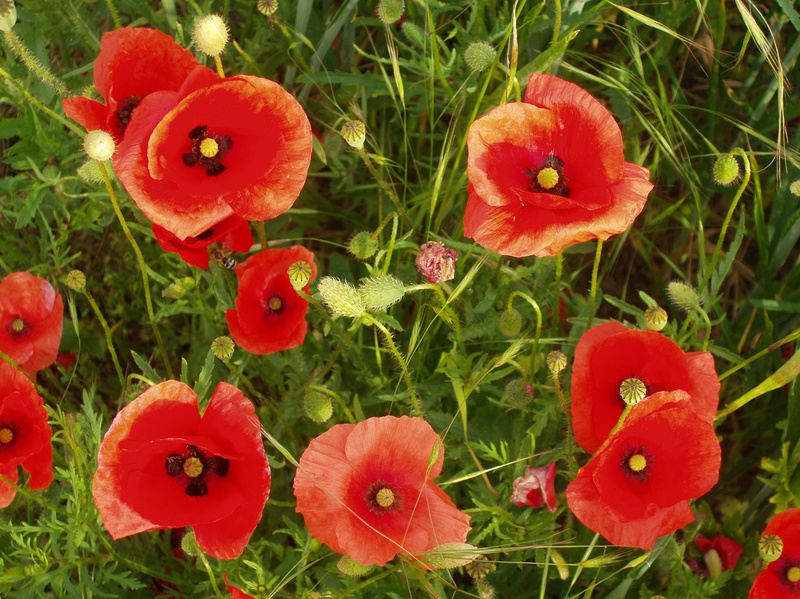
[93,380,270,560]
[114,66,313,240]
[750,508,800,598]
[463,73,653,257]
[511,462,557,512]
[0,272,64,378]
[152,214,254,269]
[293,415,471,566]
[695,534,744,576]
[571,321,720,454]
[63,28,200,138]
[224,574,255,599]
[0,362,53,508]
[566,391,721,549]
[225,246,317,355]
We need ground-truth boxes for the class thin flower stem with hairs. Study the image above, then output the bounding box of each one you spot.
[79,286,126,392]
[507,290,543,379]
[586,239,604,329]
[3,30,70,96]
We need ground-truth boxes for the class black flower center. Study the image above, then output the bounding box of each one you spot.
[620,445,653,482]
[165,444,230,497]
[364,480,401,515]
[526,153,570,197]
[116,95,142,134]
[182,125,233,176]
[6,317,30,340]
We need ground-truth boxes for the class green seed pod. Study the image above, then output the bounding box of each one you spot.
[257,0,279,16]
[340,120,366,149]
[348,231,379,259]
[712,153,740,186]
[358,275,405,311]
[318,277,365,318]
[667,281,701,313]
[644,306,668,331]
[502,378,534,409]
[210,336,235,362]
[546,350,567,375]
[465,554,496,580]
[377,0,404,24]
[618,377,647,406]
[759,534,783,563]
[0,0,17,32]
[65,270,86,291]
[464,41,496,73]
[498,308,523,337]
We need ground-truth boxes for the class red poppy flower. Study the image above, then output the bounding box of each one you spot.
[0,272,64,378]
[225,246,317,355]
[571,321,719,454]
[114,66,313,240]
[566,391,721,549]
[63,28,200,138]
[511,463,557,512]
[463,73,653,257]
[224,574,255,599]
[0,362,53,508]
[750,508,800,598]
[152,214,254,269]
[696,534,744,574]
[293,415,471,566]
[93,381,270,560]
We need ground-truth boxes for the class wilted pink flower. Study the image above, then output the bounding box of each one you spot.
[512,463,557,512]
[416,241,458,283]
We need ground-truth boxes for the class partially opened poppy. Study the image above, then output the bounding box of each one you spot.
[152,214,254,269]
[511,463,557,512]
[571,321,720,454]
[695,534,744,577]
[293,415,471,566]
[63,28,200,138]
[0,362,53,508]
[0,272,64,378]
[463,73,653,257]
[566,390,721,549]
[114,66,313,239]
[93,381,270,560]
[225,246,317,355]
[750,508,800,598]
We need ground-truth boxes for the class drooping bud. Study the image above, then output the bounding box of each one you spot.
[65,270,86,291]
[667,281,702,313]
[550,549,569,580]
[498,308,523,337]
[464,41,496,73]
[193,14,229,57]
[377,0,404,24]
[401,21,426,48]
[759,534,783,563]
[423,543,480,570]
[546,350,567,375]
[340,119,366,149]
[210,336,235,362]
[712,153,740,186]
[416,241,458,283]
[180,530,203,557]
[303,387,334,423]
[502,378,534,409]
[336,555,374,578]
[77,159,105,184]
[358,275,405,311]
[257,0,279,17]
[317,277,366,318]
[347,231,379,260]
[83,130,115,162]
[0,0,16,32]
[644,306,668,331]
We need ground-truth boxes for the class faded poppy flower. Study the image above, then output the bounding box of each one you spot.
[511,463,557,512]
[93,381,270,560]
[566,391,721,549]
[694,534,744,578]
[416,241,458,283]
[750,508,800,598]
[63,28,200,138]
[293,415,471,566]
[0,272,64,378]
[463,73,653,257]
[152,214,254,269]
[0,362,53,508]
[114,66,313,240]
[224,574,255,599]
[571,321,719,454]
[225,246,316,355]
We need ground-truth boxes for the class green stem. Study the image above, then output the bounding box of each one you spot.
[197,549,225,599]
[81,287,126,391]
[697,306,713,351]
[364,313,423,418]
[97,161,174,379]
[551,0,562,46]
[370,211,397,241]
[552,253,563,330]
[700,148,751,292]
[213,54,225,78]
[0,66,82,135]
[357,148,409,224]
[552,372,574,476]
[103,0,122,29]
[3,30,70,96]
[507,291,543,380]
[586,239,604,329]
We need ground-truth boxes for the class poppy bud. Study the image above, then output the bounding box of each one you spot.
[340,119,366,149]
[257,0,279,16]
[317,277,365,318]
[790,180,800,197]
[759,533,783,563]
[546,350,567,375]
[358,275,405,311]
[210,336,235,362]
[502,378,534,409]
[712,153,740,186]
[550,549,569,580]
[401,22,425,48]
[193,14,228,57]
[498,308,523,337]
[0,0,16,32]
[644,306,668,331]
[162,281,187,300]
[180,530,203,557]
[465,555,496,579]
[704,547,723,580]
[424,543,479,569]
[77,159,105,184]
[348,231,379,259]
[476,580,496,599]
[83,130,115,162]
[303,387,334,423]
[336,555,374,578]
[667,281,701,313]
[65,269,86,291]
[464,41,496,73]
[377,0,404,24]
